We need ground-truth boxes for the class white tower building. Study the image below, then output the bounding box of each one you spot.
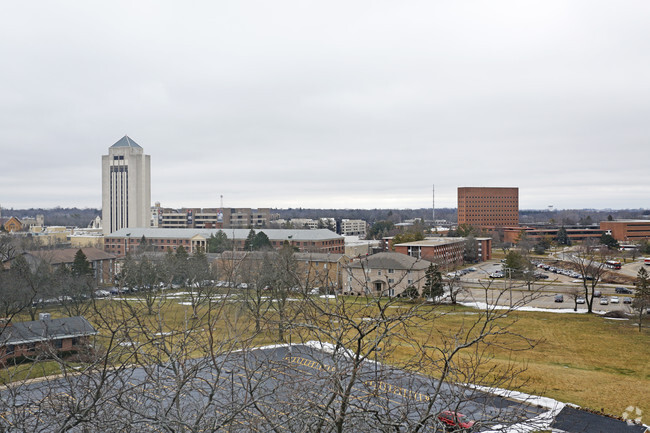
[102,136,151,235]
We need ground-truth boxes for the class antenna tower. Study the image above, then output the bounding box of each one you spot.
[432,184,435,223]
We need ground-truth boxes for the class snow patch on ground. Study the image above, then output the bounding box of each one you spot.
[459,301,612,315]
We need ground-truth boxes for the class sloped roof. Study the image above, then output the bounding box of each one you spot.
[25,248,116,265]
[110,135,142,149]
[348,252,430,270]
[1,316,97,346]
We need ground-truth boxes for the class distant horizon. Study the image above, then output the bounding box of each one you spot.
[2,205,648,213]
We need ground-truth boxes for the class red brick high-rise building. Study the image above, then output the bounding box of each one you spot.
[457,187,519,228]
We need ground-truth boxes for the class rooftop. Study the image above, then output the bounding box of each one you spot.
[1,316,97,346]
[348,252,430,270]
[110,135,142,149]
[107,228,343,241]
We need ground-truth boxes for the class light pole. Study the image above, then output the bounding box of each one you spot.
[502,267,513,308]
[374,346,382,386]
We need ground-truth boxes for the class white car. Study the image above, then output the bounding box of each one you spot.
[610,296,620,304]
[600,297,608,305]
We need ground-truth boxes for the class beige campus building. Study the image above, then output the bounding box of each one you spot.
[102,136,151,235]
[343,252,430,297]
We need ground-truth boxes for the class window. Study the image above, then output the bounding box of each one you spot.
[388,269,394,274]
[388,278,395,283]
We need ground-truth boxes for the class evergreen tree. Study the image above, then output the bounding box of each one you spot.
[71,249,92,276]
[556,226,570,245]
[422,263,443,300]
[463,235,479,263]
[244,229,256,251]
[252,231,272,250]
[207,231,232,253]
[600,233,619,250]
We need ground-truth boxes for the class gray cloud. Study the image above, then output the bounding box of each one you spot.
[1,1,649,210]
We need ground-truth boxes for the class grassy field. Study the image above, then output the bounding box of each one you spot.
[5,293,649,419]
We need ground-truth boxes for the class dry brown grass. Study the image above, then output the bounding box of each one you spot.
[7,293,649,418]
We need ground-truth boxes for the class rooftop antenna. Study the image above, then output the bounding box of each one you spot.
[432,184,435,223]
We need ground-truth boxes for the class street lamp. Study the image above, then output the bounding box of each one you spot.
[503,267,513,307]
[224,369,234,406]
[374,346,382,386]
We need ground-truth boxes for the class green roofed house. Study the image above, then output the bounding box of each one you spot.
[0,314,97,366]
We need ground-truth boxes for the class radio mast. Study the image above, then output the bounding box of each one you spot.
[432,184,435,223]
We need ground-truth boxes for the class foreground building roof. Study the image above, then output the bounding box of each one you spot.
[1,316,97,346]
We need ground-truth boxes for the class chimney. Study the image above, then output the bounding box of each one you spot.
[39,313,51,321]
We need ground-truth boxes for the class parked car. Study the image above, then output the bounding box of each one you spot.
[437,411,475,429]
[489,272,504,278]
[623,297,632,304]
[593,291,602,298]
[610,296,620,304]
[615,287,633,294]
[576,296,586,304]
[600,297,608,305]
[554,294,564,303]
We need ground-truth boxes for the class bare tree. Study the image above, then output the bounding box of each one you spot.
[1,249,547,433]
[570,242,611,313]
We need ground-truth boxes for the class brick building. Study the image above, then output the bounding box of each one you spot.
[457,187,519,228]
[7,248,117,286]
[1,314,97,366]
[503,226,603,244]
[599,220,650,242]
[393,237,492,265]
[105,228,344,257]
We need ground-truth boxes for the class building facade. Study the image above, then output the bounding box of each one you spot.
[156,207,271,229]
[105,228,344,257]
[393,237,492,264]
[102,136,151,235]
[600,220,650,242]
[503,226,604,244]
[457,187,519,228]
[343,252,430,297]
[341,219,367,237]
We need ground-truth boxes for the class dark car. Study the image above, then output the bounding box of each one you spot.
[554,294,564,303]
[615,287,633,294]
[623,297,632,304]
[437,410,475,429]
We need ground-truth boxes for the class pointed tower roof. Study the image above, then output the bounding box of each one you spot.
[110,135,142,149]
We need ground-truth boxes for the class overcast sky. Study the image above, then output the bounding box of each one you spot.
[1,1,649,211]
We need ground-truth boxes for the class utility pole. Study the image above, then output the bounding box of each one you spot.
[432,184,435,223]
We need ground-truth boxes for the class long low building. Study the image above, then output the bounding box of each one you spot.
[393,237,492,265]
[105,228,344,257]
[600,220,650,242]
